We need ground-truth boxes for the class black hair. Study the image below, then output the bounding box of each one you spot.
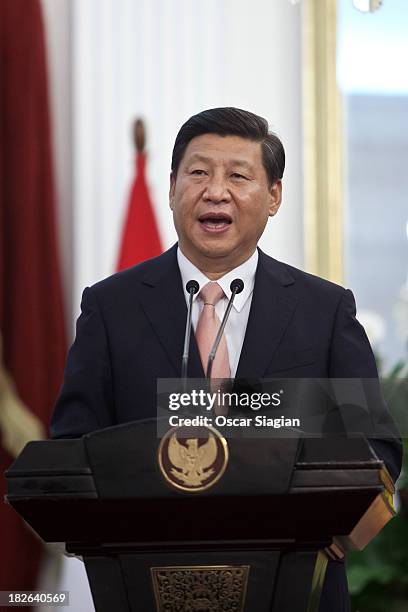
[171,107,285,187]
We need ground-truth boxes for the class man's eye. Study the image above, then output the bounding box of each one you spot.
[231,172,247,180]
[191,169,207,176]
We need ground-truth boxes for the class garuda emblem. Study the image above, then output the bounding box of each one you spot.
[158,426,229,492]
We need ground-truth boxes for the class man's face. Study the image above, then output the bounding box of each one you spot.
[169,133,282,274]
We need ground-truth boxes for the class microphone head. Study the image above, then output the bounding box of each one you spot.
[230,278,244,294]
[186,280,200,295]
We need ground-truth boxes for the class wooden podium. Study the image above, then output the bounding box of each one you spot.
[5,420,395,612]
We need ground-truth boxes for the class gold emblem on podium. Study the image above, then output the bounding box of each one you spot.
[151,565,249,611]
[158,426,229,492]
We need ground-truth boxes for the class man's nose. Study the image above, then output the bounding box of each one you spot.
[202,175,231,203]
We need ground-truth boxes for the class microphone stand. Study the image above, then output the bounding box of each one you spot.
[181,280,199,390]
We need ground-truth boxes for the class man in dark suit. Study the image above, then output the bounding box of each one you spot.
[51,107,402,611]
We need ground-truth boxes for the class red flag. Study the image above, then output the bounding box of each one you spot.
[117,153,162,271]
[0,0,66,599]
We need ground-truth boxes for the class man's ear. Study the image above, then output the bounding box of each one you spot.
[169,173,176,210]
[268,180,282,217]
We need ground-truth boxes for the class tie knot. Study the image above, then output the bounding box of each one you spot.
[200,282,224,306]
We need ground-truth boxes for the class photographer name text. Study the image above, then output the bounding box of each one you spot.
[168,415,301,429]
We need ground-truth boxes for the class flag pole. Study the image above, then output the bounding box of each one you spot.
[133,118,146,154]
[116,117,162,271]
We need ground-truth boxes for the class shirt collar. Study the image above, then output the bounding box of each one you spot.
[177,247,258,313]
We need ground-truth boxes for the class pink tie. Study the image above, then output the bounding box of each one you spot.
[195,282,231,380]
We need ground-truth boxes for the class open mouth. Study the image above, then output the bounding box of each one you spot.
[198,212,232,230]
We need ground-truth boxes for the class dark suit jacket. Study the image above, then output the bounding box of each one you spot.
[51,244,402,612]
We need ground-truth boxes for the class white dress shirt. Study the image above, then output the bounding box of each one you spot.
[177,247,258,377]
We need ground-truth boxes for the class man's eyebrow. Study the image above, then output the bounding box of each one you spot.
[187,154,254,170]
[229,159,254,171]
[186,154,212,164]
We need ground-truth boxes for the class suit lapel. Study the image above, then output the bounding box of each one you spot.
[138,245,204,378]
[235,249,298,379]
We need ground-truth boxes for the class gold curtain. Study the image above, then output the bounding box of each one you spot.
[302,0,344,284]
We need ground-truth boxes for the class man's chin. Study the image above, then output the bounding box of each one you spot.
[195,242,235,260]
[191,241,250,267]
[180,236,249,267]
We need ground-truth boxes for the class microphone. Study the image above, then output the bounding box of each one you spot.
[206,278,244,380]
[181,280,200,384]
